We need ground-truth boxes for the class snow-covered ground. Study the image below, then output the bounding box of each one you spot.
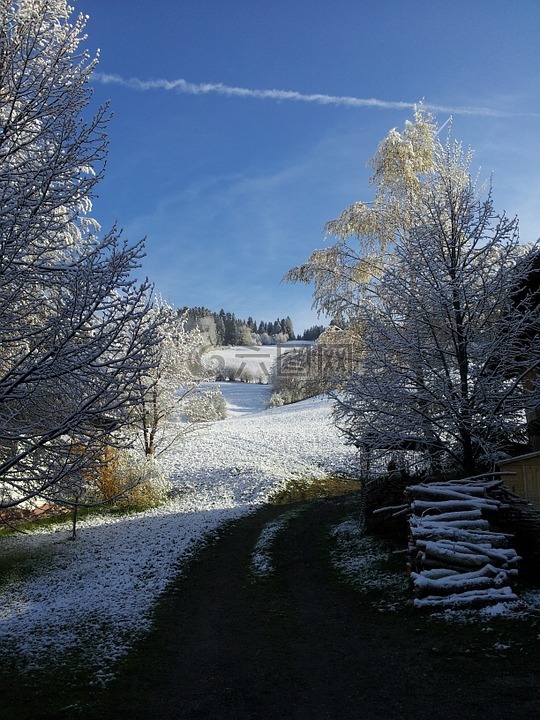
[0,383,356,682]
[201,342,308,383]
[206,380,271,416]
[202,344,279,378]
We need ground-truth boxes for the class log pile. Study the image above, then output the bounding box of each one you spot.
[376,474,522,609]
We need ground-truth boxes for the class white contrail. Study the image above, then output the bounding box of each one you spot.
[93,73,531,118]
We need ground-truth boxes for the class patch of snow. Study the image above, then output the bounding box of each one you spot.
[250,507,304,576]
[492,641,511,651]
[202,343,305,373]
[201,345,281,381]
[521,588,540,612]
[205,380,272,416]
[329,519,406,608]
[431,598,535,624]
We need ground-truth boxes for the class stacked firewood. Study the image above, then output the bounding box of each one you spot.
[376,474,522,609]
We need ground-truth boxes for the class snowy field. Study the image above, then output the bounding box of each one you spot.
[0,381,356,683]
[202,343,278,379]
[206,380,271,416]
[200,342,310,383]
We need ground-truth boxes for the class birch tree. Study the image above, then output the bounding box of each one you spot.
[0,1,159,509]
[334,136,540,476]
[285,106,438,331]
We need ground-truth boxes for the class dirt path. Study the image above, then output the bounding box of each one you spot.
[90,493,539,720]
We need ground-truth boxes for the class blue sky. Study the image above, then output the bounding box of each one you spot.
[76,0,540,335]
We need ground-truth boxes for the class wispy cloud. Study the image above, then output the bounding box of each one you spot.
[93,72,535,118]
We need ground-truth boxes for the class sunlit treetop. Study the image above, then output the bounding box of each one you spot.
[286,105,479,324]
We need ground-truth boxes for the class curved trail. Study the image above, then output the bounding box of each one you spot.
[91,493,540,720]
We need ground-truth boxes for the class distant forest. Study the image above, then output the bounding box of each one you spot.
[182,306,325,346]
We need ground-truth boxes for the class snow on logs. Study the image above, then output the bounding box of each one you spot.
[377,474,521,609]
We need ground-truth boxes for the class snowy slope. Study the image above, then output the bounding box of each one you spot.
[0,387,356,681]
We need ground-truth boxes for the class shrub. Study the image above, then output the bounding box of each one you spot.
[239,367,255,383]
[93,448,170,509]
[216,363,241,381]
[185,388,227,422]
[267,391,285,408]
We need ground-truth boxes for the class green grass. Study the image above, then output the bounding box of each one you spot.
[0,495,165,540]
[0,546,52,588]
[268,474,362,505]
[0,504,101,538]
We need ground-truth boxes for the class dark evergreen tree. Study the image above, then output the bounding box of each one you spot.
[180,307,299,345]
[301,325,325,341]
[284,316,294,340]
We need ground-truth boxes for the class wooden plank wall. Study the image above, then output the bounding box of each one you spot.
[499,452,540,508]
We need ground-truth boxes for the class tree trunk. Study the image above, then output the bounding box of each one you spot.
[71,496,79,540]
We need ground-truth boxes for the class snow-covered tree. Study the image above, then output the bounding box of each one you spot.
[334,135,540,476]
[285,106,438,329]
[283,316,294,340]
[239,324,258,346]
[0,1,159,509]
[133,304,226,457]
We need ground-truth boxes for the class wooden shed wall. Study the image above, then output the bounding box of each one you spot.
[499,453,540,508]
